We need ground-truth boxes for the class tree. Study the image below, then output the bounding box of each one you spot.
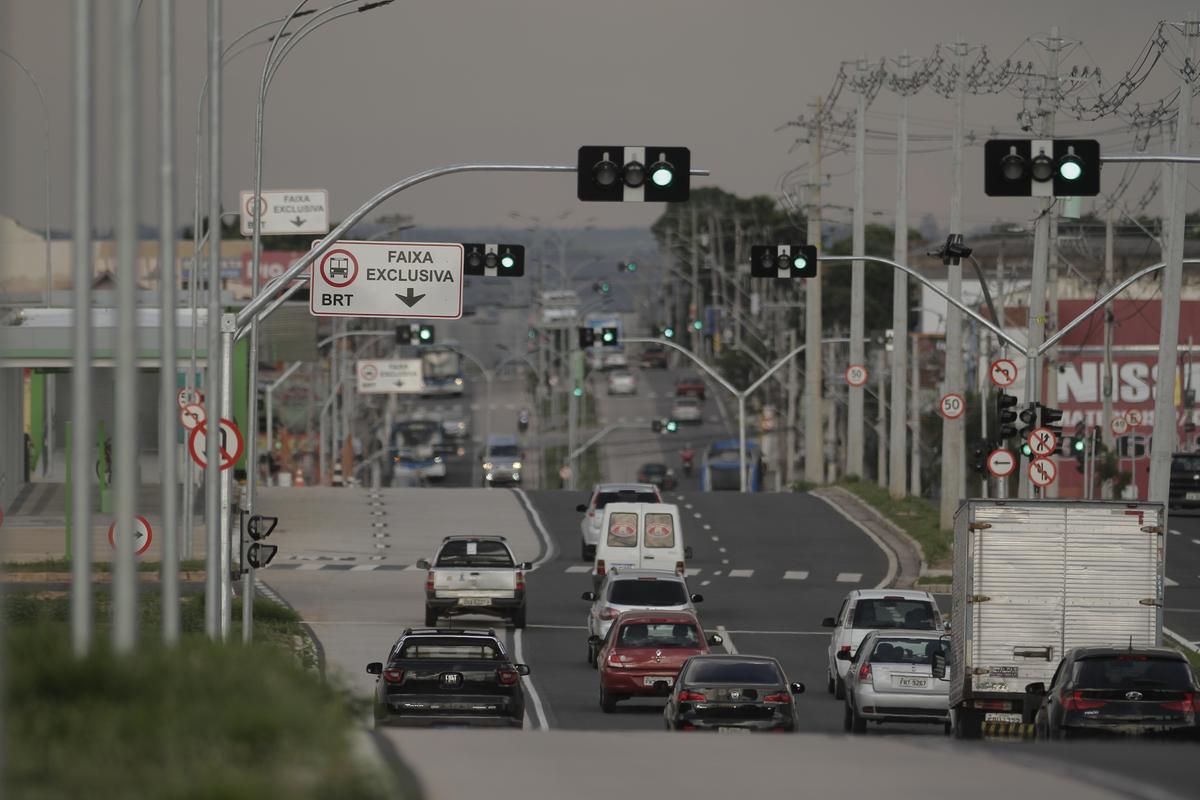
[823,223,925,333]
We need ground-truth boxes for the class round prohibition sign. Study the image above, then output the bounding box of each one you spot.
[1028,426,1057,457]
[108,515,153,557]
[1125,409,1144,428]
[188,418,244,471]
[1028,456,1058,488]
[243,193,267,219]
[177,387,203,409]
[359,363,379,381]
[987,448,1017,478]
[845,364,868,388]
[319,248,359,288]
[1110,415,1130,436]
[180,403,206,432]
[989,358,1018,388]
[938,393,966,420]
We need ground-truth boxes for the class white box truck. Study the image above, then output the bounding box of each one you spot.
[942,499,1164,739]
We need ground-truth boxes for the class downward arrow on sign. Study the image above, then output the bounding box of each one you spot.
[290,215,305,227]
[396,288,426,307]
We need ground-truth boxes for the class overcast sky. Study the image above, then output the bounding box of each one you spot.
[1,0,1196,240]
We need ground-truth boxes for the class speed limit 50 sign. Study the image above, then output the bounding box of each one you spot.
[938,393,965,420]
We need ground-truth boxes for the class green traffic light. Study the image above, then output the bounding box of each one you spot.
[1021,443,1033,457]
[692,320,702,331]
[1058,156,1083,181]
[602,331,615,343]
[663,327,674,338]
[651,166,674,187]
[419,328,432,341]
[792,255,808,271]
[573,387,583,397]
[666,420,678,433]
[500,254,516,269]
[601,282,610,294]
[1073,438,1085,452]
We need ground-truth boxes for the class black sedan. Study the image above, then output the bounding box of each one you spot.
[367,628,528,728]
[663,654,804,732]
[636,462,677,490]
[1029,646,1198,740]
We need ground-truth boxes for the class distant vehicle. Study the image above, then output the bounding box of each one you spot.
[1027,646,1199,741]
[700,440,762,492]
[391,419,447,482]
[481,435,523,487]
[663,655,804,733]
[670,395,703,424]
[640,346,669,369]
[943,499,1164,739]
[593,502,690,589]
[594,610,720,713]
[601,351,629,371]
[581,570,703,662]
[606,370,637,395]
[636,462,676,490]
[438,406,470,441]
[840,630,951,735]
[366,627,528,728]
[420,346,465,396]
[576,483,662,560]
[674,374,706,399]
[417,535,531,628]
[822,589,943,701]
[1169,452,1200,509]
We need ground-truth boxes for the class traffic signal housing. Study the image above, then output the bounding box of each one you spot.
[970,441,988,476]
[652,419,680,434]
[593,281,611,295]
[1017,402,1039,458]
[396,325,412,345]
[750,245,818,279]
[1072,420,1087,470]
[616,261,638,273]
[578,327,596,348]
[995,391,1019,445]
[984,138,1101,198]
[577,146,690,202]
[1039,405,1065,455]
[417,324,435,344]
[600,327,619,347]
[464,243,525,277]
[396,323,433,345]
[244,514,279,571]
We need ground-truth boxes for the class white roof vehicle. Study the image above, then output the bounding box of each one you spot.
[580,569,703,665]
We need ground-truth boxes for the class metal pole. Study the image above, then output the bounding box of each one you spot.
[219,315,235,640]
[738,395,748,493]
[112,0,139,654]
[70,0,93,658]
[940,38,967,527]
[485,372,494,457]
[848,87,866,477]
[910,334,921,497]
[804,96,825,485]
[1101,208,1115,498]
[785,328,798,486]
[690,207,701,354]
[875,345,887,487]
[1045,216,1061,499]
[158,0,180,645]
[1149,17,1197,504]
[889,52,910,499]
[204,0,222,639]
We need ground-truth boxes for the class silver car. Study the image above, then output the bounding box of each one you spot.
[840,629,951,735]
[670,396,703,424]
[581,569,702,666]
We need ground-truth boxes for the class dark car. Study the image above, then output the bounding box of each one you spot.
[1169,453,1200,509]
[675,374,706,400]
[636,462,677,490]
[1029,647,1198,740]
[640,346,669,369]
[663,654,804,733]
[367,628,528,728]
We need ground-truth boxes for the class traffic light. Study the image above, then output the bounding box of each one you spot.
[995,391,1019,444]
[396,325,412,345]
[616,261,637,273]
[662,326,675,339]
[971,442,988,476]
[652,419,680,434]
[984,139,1101,198]
[600,327,619,347]
[593,281,611,295]
[464,243,525,277]
[244,514,279,571]
[573,386,583,398]
[577,146,690,202]
[1017,402,1039,458]
[578,327,596,348]
[1039,405,1064,455]
[1072,420,1087,470]
[691,319,703,332]
[396,323,432,345]
[749,245,818,279]
[417,324,435,344]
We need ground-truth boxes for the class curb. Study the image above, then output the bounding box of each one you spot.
[811,485,927,588]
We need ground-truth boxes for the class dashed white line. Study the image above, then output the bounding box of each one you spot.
[693,513,702,519]
[297,563,324,571]
[513,629,549,731]
[703,524,711,531]
[700,580,711,586]
[1192,539,1200,545]
[712,570,723,576]
[718,547,727,553]
[783,570,810,581]
[710,535,719,541]
[728,569,754,578]
[716,625,737,654]
[836,572,863,583]
[675,495,685,502]
[686,568,703,577]
[1165,576,1180,587]
[684,503,694,510]
[564,565,592,574]
[1170,529,1182,536]
[349,564,380,572]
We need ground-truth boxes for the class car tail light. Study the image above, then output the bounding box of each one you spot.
[675,561,685,576]
[678,690,706,702]
[858,662,872,685]
[516,571,525,592]
[977,700,1011,711]
[838,645,851,655]
[1061,691,1106,711]
[425,571,435,592]
[596,560,606,576]
[598,606,620,621]
[1160,692,1196,713]
[497,669,520,686]
[382,668,406,684]
[762,692,791,703]
[679,723,696,731]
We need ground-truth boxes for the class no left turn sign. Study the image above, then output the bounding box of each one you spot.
[989,358,1018,388]
[1028,456,1058,487]
[987,448,1017,478]
[845,364,868,388]
[1028,426,1057,457]
[938,393,966,420]
[108,515,153,557]
[180,403,206,432]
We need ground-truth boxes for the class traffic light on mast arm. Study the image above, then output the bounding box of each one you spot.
[652,419,680,434]
[600,327,619,347]
[749,245,818,279]
[1072,420,1087,470]
[396,324,434,345]
[577,146,691,202]
[1039,405,1065,455]
[995,391,1019,445]
[464,243,525,277]
[578,327,596,349]
[1017,402,1039,458]
[984,139,1101,198]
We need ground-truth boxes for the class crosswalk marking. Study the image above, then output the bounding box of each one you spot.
[350,564,380,571]
[728,569,754,578]
[836,572,863,583]
[783,570,810,581]
[297,563,324,571]
[564,565,592,574]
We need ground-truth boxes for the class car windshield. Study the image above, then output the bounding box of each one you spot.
[1071,655,1193,690]
[487,445,520,458]
[1172,456,1200,472]
[851,599,937,630]
[435,540,514,567]
[617,622,700,648]
[596,490,658,508]
[869,638,944,665]
[397,639,501,660]
[685,660,782,684]
[676,398,700,407]
[608,579,688,606]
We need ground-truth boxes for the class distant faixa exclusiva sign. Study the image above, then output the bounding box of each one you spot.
[308,240,463,320]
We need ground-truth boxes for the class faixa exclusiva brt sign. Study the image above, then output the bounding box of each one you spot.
[309,240,463,320]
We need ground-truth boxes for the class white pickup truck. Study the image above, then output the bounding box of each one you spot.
[417,536,531,629]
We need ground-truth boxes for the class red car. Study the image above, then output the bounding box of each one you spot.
[675,374,706,400]
[594,609,721,712]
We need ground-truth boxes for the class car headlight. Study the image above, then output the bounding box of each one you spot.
[483,462,493,470]
[434,456,443,464]
[512,472,520,481]
[511,461,522,470]
[454,377,463,386]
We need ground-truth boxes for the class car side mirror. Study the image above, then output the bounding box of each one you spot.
[1024,682,1047,695]
[415,559,430,570]
[516,664,531,676]
[366,662,383,675]
[690,593,704,603]
[790,682,805,695]
[931,651,947,680]
[684,546,694,560]
[944,620,952,631]
[576,504,588,513]
[835,649,852,662]
[821,617,837,628]
[519,561,533,571]
[587,635,601,646]
[581,591,597,602]
[707,633,724,647]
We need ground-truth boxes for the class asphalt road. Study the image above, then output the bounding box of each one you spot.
[1165,508,1200,646]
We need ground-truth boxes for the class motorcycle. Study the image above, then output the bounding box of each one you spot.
[517,408,531,433]
[680,447,695,477]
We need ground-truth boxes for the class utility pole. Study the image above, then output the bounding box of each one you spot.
[910,333,921,496]
[1045,214,1061,498]
[1149,17,1197,504]
[204,0,222,638]
[875,344,887,487]
[804,96,825,485]
[1101,207,1115,498]
[889,51,910,499]
[940,39,968,528]
[786,328,798,486]
[690,206,701,355]
[848,85,867,477]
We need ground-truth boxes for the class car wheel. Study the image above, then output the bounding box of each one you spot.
[827,671,835,695]
[600,687,618,713]
[511,605,527,629]
[581,542,591,561]
[842,702,853,732]
[424,607,438,627]
[834,675,846,700]
[587,642,595,666]
[953,708,982,740]
[849,701,866,734]
[943,722,952,736]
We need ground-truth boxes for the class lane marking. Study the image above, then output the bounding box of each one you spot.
[1164,626,1200,657]
[728,569,754,578]
[693,513,702,519]
[783,570,810,580]
[513,628,549,731]
[675,495,685,501]
[837,572,863,583]
[297,563,324,571]
[1170,529,1182,536]
[564,565,591,574]
[703,524,711,531]
[711,535,719,541]
[349,564,380,571]
[1192,539,1200,545]
[712,570,723,576]
[721,559,730,565]
[700,580,711,586]
[814,494,898,589]
[718,547,727,553]
[716,625,737,654]
[512,487,557,569]
[685,503,693,510]
[1165,576,1180,587]
[685,568,702,577]
[526,623,587,631]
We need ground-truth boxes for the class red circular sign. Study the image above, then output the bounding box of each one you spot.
[989,359,1018,388]
[177,387,203,409]
[1028,456,1058,488]
[939,393,966,420]
[188,418,245,471]
[1027,426,1057,457]
[359,363,379,381]
[845,364,868,388]
[243,194,267,219]
[108,515,153,556]
[319,248,359,288]
[987,448,1017,478]
[180,402,206,431]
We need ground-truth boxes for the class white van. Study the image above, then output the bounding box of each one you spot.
[592,502,689,588]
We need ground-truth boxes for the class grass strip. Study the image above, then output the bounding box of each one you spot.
[834,476,953,568]
[1,558,207,573]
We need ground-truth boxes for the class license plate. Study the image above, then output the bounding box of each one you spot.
[895,676,929,689]
[718,727,750,734]
[985,712,1023,724]
[1187,492,1200,500]
[643,676,674,687]
[457,597,491,606]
